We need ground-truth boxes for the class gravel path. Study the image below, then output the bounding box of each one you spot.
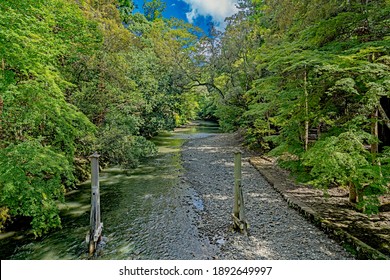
[181,133,353,260]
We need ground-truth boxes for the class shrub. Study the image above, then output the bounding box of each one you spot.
[0,140,73,236]
[303,131,389,213]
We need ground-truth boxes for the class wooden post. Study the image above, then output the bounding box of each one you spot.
[232,150,248,235]
[87,152,103,255]
[233,151,241,220]
[239,187,247,233]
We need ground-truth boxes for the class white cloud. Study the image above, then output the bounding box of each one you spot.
[182,0,239,29]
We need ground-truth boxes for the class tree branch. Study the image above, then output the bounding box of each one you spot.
[183,81,225,99]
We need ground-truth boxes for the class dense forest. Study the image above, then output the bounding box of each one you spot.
[0,0,389,237]
[207,0,390,214]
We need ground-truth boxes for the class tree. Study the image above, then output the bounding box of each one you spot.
[143,0,166,21]
[0,0,97,234]
[0,0,203,234]
[207,0,390,212]
[303,131,389,213]
[117,0,135,23]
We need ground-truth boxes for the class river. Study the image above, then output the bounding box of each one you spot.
[0,121,220,260]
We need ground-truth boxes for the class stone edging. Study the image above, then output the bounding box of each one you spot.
[249,157,389,260]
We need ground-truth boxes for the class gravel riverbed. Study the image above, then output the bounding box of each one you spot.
[0,129,354,260]
[181,133,353,260]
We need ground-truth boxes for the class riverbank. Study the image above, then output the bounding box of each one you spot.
[181,133,353,259]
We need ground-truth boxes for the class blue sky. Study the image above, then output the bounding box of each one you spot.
[132,0,239,32]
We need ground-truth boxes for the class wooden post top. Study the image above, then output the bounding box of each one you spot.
[90,151,100,159]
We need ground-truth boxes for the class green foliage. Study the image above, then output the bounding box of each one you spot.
[0,141,73,236]
[303,131,372,188]
[0,0,98,235]
[98,127,157,168]
[1,0,387,236]
[117,0,135,23]
[203,0,390,214]
[215,104,245,132]
[197,92,218,121]
[303,131,389,213]
[0,0,202,235]
[0,207,10,232]
[143,0,166,21]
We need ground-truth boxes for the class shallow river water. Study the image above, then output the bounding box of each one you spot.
[0,121,219,260]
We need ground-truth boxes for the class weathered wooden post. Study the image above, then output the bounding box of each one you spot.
[232,150,248,235]
[87,152,103,255]
[233,151,241,220]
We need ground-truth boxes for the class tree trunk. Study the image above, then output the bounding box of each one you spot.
[1,59,3,118]
[371,108,379,160]
[304,66,309,151]
[349,182,357,204]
